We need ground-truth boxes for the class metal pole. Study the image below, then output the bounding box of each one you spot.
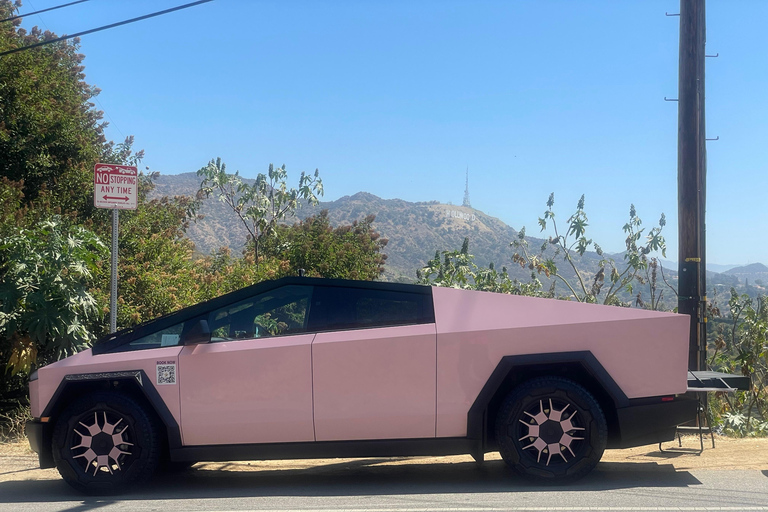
[677,0,707,372]
[110,208,118,333]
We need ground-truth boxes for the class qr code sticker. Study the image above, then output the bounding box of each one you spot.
[156,364,176,385]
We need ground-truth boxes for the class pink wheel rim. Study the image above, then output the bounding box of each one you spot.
[517,398,586,466]
[70,411,134,476]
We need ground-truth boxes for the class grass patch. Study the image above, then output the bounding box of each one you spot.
[0,403,31,443]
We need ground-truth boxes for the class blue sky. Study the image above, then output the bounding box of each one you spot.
[15,0,768,265]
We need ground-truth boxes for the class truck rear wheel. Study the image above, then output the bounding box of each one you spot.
[495,376,607,481]
[52,391,161,494]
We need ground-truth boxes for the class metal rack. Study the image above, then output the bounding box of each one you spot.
[659,372,741,454]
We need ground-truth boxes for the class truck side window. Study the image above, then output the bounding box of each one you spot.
[207,285,313,341]
[308,286,433,331]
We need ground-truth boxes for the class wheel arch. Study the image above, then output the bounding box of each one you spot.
[39,370,181,468]
[467,351,628,458]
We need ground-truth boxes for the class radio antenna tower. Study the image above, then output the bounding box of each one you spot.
[462,166,471,208]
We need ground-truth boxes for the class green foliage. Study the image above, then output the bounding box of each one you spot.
[0,178,25,239]
[98,195,201,331]
[0,0,113,405]
[0,0,105,216]
[0,217,106,375]
[417,237,543,295]
[262,210,388,281]
[708,291,768,435]
[198,158,323,264]
[100,136,146,169]
[64,139,204,334]
[512,194,667,306]
[417,236,476,289]
[717,412,768,437]
[188,248,290,302]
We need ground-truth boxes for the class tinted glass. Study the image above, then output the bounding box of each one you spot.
[208,285,313,341]
[308,286,431,331]
[126,321,188,350]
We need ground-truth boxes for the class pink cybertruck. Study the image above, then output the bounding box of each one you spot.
[26,277,739,493]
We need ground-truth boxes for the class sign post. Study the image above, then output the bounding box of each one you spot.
[94,163,138,333]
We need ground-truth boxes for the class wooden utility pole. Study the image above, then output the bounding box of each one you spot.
[677,0,707,372]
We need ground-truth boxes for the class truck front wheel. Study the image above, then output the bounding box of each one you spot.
[52,391,161,494]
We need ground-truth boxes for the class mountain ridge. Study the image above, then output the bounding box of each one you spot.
[148,173,761,291]
[724,263,768,285]
[149,172,558,281]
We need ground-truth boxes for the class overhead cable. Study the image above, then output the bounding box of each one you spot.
[0,0,213,57]
[0,0,89,24]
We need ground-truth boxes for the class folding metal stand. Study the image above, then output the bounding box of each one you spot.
[659,392,714,454]
[659,372,737,454]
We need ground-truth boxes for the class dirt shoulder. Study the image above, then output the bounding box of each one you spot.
[601,435,768,471]
[1,435,766,483]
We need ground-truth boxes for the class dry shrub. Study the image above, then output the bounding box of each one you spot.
[0,403,31,442]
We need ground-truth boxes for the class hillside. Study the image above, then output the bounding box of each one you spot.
[724,263,768,285]
[148,172,605,283]
[301,192,542,282]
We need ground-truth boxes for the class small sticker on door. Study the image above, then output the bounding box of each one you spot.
[156,362,177,385]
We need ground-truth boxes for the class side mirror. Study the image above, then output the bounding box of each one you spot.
[182,319,211,345]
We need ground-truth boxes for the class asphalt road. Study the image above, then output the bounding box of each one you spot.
[1,458,767,512]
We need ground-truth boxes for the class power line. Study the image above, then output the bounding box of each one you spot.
[0,0,213,57]
[0,0,89,24]
[23,0,53,32]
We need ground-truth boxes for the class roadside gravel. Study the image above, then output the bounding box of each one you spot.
[1,435,766,483]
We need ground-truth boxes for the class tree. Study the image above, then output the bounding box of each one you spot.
[417,237,543,295]
[0,0,105,216]
[708,290,768,436]
[94,193,201,331]
[511,194,666,306]
[0,178,26,240]
[0,3,220,432]
[186,248,289,302]
[197,158,323,265]
[261,210,388,280]
[0,217,106,376]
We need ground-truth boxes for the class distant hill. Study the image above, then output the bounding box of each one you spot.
[149,172,605,283]
[724,263,768,285]
[661,260,741,274]
[302,191,551,282]
[145,172,767,305]
[707,263,741,273]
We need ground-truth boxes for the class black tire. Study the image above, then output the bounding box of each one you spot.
[160,460,195,473]
[52,391,161,494]
[495,376,607,482]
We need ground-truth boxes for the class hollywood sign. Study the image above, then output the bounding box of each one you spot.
[445,209,476,221]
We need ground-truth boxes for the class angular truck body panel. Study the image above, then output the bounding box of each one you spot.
[178,333,315,446]
[431,287,689,437]
[312,323,437,441]
[33,346,184,425]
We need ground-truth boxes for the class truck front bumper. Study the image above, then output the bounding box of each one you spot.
[26,419,55,469]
